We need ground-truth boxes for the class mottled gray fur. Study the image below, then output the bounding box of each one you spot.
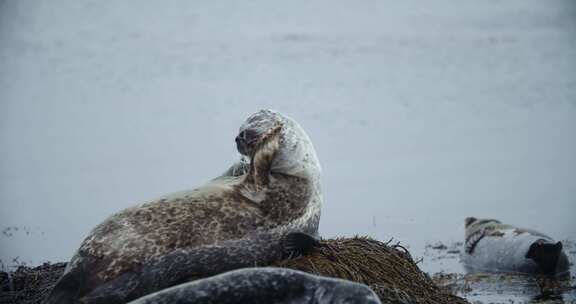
[127,267,381,304]
[463,217,569,275]
[43,110,323,304]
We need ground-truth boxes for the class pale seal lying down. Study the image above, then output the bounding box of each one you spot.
[127,267,382,304]
[462,217,569,276]
[44,110,323,304]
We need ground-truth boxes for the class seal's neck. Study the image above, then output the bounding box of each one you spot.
[270,118,321,183]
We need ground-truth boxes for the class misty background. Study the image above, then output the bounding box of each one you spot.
[1,0,575,275]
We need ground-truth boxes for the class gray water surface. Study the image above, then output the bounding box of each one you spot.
[1,1,575,303]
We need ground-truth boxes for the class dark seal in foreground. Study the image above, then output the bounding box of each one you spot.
[43,110,323,304]
[127,267,381,304]
[463,217,570,276]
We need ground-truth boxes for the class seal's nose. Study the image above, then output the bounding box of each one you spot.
[236,131,248,155]
[236,129,259,156]
[236,131,246,143]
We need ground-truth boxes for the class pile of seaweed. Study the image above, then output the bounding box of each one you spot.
[0,262,66,304]
[274,236,468,304]
[0,237,468,304]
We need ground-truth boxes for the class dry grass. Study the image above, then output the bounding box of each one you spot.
[273,236,469,304]
[1,262,66,304]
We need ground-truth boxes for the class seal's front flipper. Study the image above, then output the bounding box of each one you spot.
[526,241,563,275]
[282,232,320,258]
[43,271,82,304]
[245,123,282,188]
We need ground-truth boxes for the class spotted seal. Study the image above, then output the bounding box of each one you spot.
[44,109,323,304]
[462,217,569,276]
[127,267,381,304]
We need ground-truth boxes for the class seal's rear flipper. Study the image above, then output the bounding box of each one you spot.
[526,241,563,275]
[282,232,320,258]
[43,268,84,304]
[465,217,477,227]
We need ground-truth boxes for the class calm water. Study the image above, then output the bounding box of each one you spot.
[1,1,575,302]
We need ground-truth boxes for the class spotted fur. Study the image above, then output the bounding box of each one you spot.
[44,110,323,304]
[464,217,553,254]
[462,217,569,275]
[127,267,382,304]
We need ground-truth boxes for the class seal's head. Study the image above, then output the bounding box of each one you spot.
[236,109,321,179]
